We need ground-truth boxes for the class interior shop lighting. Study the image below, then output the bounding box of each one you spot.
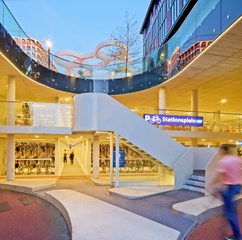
[220,99,227,103]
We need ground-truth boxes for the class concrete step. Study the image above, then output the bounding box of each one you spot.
[193,170,205,176]
[183,184,205,193]
[190,175,205,182]
[186,179,205,188]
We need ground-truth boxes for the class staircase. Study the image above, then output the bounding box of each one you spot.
[73,93,186,169]
[183,170,205,194]
[120,137,173,173]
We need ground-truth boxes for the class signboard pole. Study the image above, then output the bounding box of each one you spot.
[115,133,120,188]
[109,132,113,187]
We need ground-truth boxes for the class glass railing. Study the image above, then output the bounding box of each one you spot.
[0,101,72,127]
[0,0,241,94]
[1,100,242,133]
[132,108,242,134]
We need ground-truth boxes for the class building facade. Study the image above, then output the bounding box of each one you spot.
[13,37,56,71]
[0,0,242,191]
[140,0,197,55]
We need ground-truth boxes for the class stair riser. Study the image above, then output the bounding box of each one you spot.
[190,175,205,182]
[186,180,205,188]
[183,185,205,193]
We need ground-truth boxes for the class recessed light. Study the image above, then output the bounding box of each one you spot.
[220,99,227,103]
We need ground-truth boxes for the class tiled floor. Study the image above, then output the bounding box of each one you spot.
[0,189,70,240]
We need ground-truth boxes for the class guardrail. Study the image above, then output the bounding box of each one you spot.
[0,101,72,127]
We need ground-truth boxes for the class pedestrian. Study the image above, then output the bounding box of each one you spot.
[211,144,242,240]
[69,152,74,165]
[63,150,67,164]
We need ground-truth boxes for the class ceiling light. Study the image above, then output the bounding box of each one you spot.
[220,99,227,103]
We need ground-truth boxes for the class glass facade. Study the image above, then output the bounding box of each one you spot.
[141,0,194,55]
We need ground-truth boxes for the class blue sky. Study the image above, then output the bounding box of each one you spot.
[5,0,150,55]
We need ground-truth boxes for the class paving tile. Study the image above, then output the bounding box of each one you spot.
[0,201,11,212]
[18,196,32,206]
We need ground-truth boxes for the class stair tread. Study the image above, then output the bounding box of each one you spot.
[184,183,204,189]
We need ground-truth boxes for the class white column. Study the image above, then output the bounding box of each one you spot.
[109,132,113,187]
[55,97,60,127]
[191,89,198,147]
[159,88,166,129]
[115,134,120,188]
[6,76,16,181]
[191,89,198,116]
[6,134,15,181]
[213,111,221,132]
[55,139,60,176]
[82,139,92,174]
[7,76,16,125]
[86,139,92,174]
[159,88,166,113]
[158,165,164,185]
[92,136,100,179]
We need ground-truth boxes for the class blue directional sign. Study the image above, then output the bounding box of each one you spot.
[113,150,125,168]
[143,114,203,126]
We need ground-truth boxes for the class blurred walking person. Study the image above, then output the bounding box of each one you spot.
[212,144,242,240]
[69,152,74,165]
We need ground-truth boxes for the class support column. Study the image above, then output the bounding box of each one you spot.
[7,76,16,125]
[6,134,15,181]
[109,132,113,187]
[86,139,92,174]
[191,89,198,147]
[55,138,60,176]
[92,136,100,179]
[115,134,120,188]
[55,97,60,127]
[82,139,92,174]
[159,88,166,129]
[158,165,164,185]
[213,111,221,132]
[6,76,16,181]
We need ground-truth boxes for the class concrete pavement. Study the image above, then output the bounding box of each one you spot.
[0,162,241,240]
